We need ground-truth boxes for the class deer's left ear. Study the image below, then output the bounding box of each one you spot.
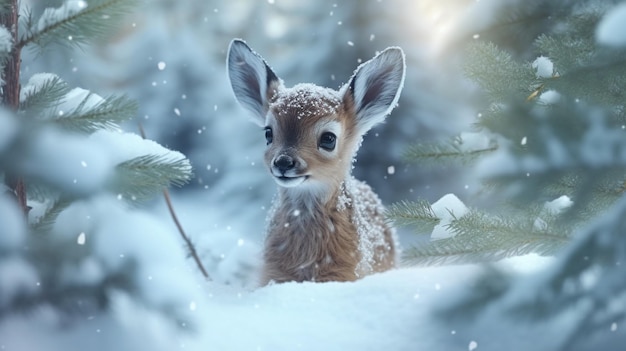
[227,39,281,126]
[343,47,405,134]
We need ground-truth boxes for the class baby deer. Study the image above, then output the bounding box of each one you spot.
[227,39,405,284]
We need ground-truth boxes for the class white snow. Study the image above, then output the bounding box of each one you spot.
[20,73,60,103]
[90,129,189,165]
[534,195,573,230]
[337,177,391,275]
[596,3,626,46]
[544,195,573,215]
[37,0,88,32]
[0,257,39,306]
[52,194,205,309]
[0,246,551,351]
[532,56,554,78]
[538,90,560,105]
[15,126,189,197]
[430,193,469,240]
[0,196,26,249]
[19,127,112,195]
[457,131,492,151]
[58,87,105,114]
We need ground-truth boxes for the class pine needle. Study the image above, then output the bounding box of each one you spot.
[19,0,138,51]
[404,139,497,166]
[112,154,192,201]
[19,75,71,113]
[386,199,439,234]
[52,94,138,133]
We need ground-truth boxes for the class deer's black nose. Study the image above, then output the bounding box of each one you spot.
[274,155,296,174]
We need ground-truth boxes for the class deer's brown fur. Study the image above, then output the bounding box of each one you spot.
[227,39,405,285]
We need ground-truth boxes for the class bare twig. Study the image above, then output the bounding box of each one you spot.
[138,124,210,280]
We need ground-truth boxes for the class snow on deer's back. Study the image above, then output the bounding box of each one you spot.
[226,39,405,285]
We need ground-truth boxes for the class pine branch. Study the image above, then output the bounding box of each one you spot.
[403,210,570,266]
[112,154,192,201]
[51,94,138,133]
[404,138,498,166]
[19,74,71,114]
[19,0,137,51]
[30,199,72,234]
[464,42,538,103]
[386,199,439,234]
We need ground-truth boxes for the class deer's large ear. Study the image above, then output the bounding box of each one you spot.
[227,39,281,126]
[343,47,405,134]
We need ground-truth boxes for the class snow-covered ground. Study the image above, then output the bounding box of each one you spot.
[0,183,552,351]
[0,220,551,351]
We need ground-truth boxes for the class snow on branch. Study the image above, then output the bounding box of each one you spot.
[29,199,72,234]
[20,73,137,132]
[386,199,439,234]
[19,0,137,51]
[52,92,138,133]
[403,209,570,266]
[19,73,71,113]
[112,154,192,201]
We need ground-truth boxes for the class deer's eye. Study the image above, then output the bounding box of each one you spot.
[264,127,273,145]
[319,132,336,151]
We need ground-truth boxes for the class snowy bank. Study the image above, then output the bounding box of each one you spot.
[0,252,550,351]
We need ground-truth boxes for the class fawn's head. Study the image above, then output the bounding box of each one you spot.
[227,39,405,195]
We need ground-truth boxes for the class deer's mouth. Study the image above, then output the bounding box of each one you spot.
[274,175,309,188]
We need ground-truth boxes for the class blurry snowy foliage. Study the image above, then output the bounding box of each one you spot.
[0,0,194,331]
[389,1,626,349]
[392,0,626,266]
[82,0,472,207]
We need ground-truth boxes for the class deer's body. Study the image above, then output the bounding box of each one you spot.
[264,176,395,284]
[227,40,405,284]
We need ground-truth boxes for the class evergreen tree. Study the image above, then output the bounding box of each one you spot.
[390,0,626,266]
[0,0,195,336]
[389,0,626,349]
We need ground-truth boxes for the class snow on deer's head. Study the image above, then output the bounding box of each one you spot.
[227,39,405,194]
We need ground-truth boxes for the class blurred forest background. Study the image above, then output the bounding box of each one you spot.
[27,0,481,209]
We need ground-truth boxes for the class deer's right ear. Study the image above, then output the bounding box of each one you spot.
[227,39,281,126]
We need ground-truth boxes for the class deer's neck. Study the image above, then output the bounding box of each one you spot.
[264,177,359,283]
[277,180,344,218]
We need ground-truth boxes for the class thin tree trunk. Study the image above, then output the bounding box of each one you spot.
[1,0,27,217]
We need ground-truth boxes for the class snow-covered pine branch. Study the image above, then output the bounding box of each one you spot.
[29,198,72,234]
[403,208,570,266]
[19,73,71,113]
[52,92,137,133]
[386,199,439,233]
[20,74,138,132]
[113,154,192,201]
[19,0,137,51]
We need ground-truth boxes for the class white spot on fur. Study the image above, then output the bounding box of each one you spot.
[327,219,335,233]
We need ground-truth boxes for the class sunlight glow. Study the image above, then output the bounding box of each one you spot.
[407,0,473,56]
